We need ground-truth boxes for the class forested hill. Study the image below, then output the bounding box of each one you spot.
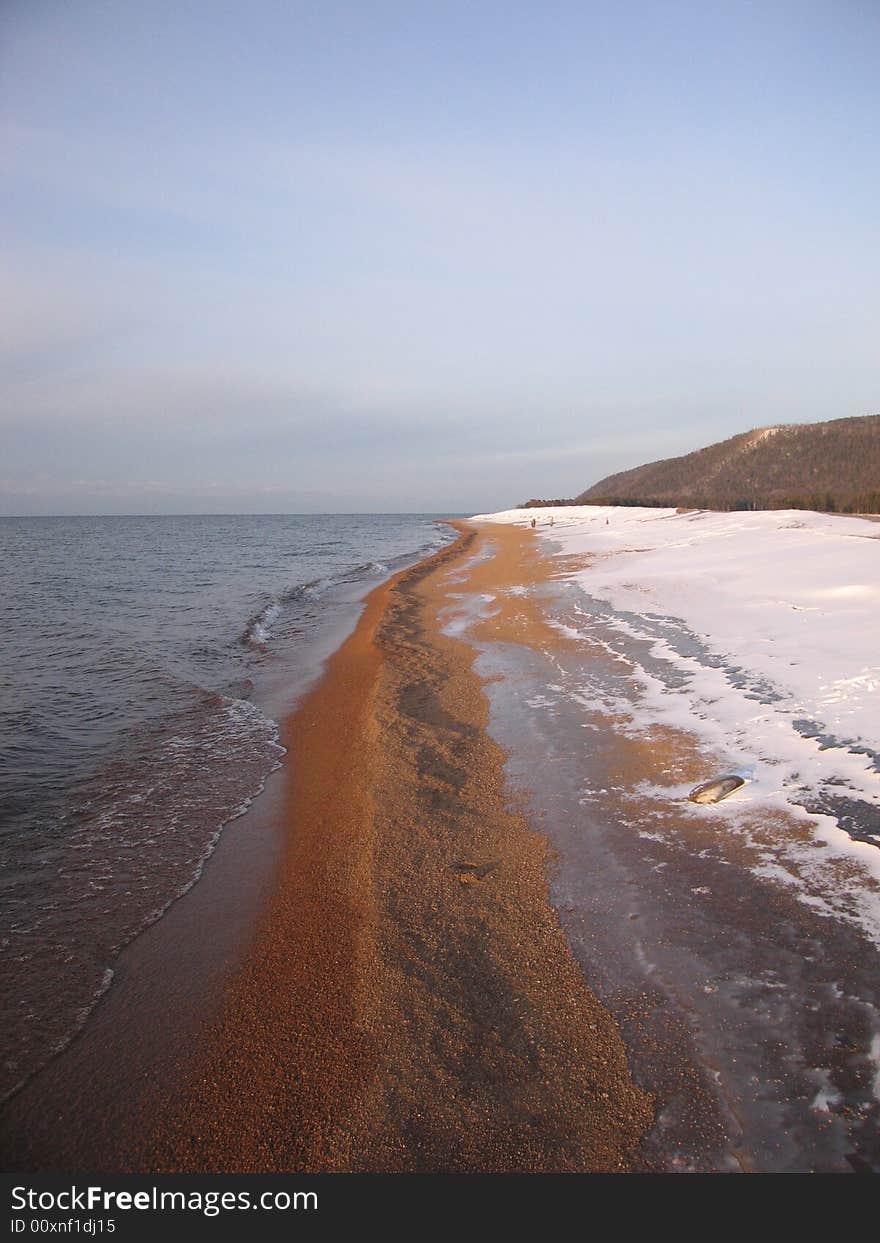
[573,414,880,513]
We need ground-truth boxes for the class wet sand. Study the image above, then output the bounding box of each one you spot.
[152,524,652,1172]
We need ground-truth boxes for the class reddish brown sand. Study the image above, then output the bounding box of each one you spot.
[153,523,651,1172]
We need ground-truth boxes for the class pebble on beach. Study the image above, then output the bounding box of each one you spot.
[688,775,745,804]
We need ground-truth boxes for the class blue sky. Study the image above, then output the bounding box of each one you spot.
[2,0,877,513]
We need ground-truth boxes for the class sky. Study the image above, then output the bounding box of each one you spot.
[1,1,878,514]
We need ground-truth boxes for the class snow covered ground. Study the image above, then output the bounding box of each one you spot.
[471,505,880,917]
[464,505,880,1160]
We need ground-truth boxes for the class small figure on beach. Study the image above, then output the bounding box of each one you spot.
[530,517,536,529]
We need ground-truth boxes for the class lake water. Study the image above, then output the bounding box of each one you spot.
[0,513,455,1101]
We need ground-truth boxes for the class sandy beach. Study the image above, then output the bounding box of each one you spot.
[150,523,651,1172]
[5,514,878,1174]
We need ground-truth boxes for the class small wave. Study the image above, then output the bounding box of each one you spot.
[242,601,281,649]
[337,560,390,583]
[242,590,311,649]
[239,531,454,653]
[241,578,334,649]
[281,577,331,602]
[240,567,388,651]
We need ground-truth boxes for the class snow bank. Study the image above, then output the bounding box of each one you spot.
[474,505,878,749]
[471,505,880,844]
